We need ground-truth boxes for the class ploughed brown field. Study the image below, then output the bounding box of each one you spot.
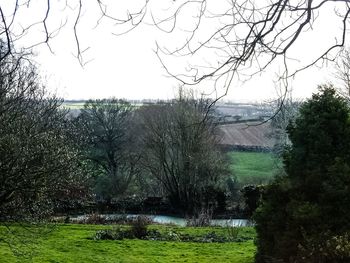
[218,122,274,148]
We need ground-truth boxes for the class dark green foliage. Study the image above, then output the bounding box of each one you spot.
[91,216,151,240]
[93,225,248,243]
[93,229,117,240]
[93,227,134,240]
[254,86,350,262]
[77,99,140,201]
[295,232,350,262]
[241,185,262,217]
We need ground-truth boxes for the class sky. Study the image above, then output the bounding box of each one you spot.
[8,0,349,102]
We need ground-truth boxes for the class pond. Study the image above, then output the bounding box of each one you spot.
[71,214,251,227]
[151,215,250,227]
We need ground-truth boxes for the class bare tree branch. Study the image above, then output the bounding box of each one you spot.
[0,0,349,99]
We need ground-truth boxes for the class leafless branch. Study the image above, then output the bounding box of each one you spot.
[1,0,349,100]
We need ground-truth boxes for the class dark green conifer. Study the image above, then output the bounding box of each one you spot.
[255,86,350,262]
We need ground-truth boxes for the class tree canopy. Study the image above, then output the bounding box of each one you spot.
[77,99,139,202]
[254,86,350,262]
[138,91,229,215]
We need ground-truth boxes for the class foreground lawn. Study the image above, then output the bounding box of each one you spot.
[229,151,281,185]
[0,224,256,263]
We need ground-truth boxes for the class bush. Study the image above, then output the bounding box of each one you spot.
[93,227,248,243]
[93,229,116,240]
[296,233,350,262]
[186,209,212,227]
[130,215,152,239]
[84,213,106,225]
[93,227,133,240]
[241,185,262,217]
[226,226,240,240]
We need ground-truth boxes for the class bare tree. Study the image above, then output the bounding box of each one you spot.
[335,48,350,99]
[1,1,349,95]
[268,96,302,156]
[77,99,140,202]
[154,0,350,98]
[0,1,149,65]
[138,90,229,215]
[0,46,87,222]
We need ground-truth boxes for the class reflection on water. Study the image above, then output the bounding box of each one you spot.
[72,214,250,227]
[152,215,249,227]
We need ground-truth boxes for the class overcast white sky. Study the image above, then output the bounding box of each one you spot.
[9,0,347,102]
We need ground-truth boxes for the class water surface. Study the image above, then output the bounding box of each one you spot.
[72,214,250,227]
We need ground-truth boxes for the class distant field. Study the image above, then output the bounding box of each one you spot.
[0,224,255,263]
[61,102,85,109]
[228,151,282,185]
[61,102,142,110]
[219,122,274,149]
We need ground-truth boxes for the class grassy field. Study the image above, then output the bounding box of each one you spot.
[228,151,281,185]
[0,224,256,263]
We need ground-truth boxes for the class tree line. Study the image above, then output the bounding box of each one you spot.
[75,93,230,215]
[0,46,231,221]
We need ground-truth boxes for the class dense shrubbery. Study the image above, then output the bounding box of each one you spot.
[295,232,350,262]
[93,225,247,243]
[0,46,87,222]
[241,185,262,217]
[130,215,152,238]
[254,86,350,262]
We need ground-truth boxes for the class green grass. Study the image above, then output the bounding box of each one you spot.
[0,224,256,263]
[228,151,281,185]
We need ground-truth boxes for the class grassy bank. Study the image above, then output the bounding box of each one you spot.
[0,224,256,263]
[229,151,281,185]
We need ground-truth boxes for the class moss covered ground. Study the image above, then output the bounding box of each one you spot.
[0,224,255,263]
